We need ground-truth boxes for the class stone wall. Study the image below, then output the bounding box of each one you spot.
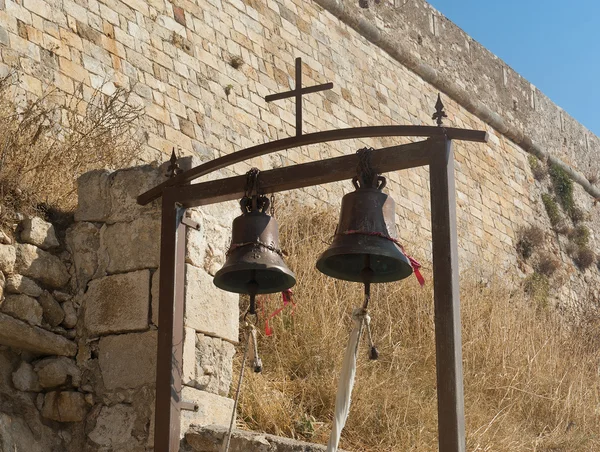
[0,164,242,450]
[1,0,600,449]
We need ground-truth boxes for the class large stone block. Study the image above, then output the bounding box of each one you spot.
[185,264,239,343]
[1,294,43,326]
[35,357,81,388]
[83,270,150,336]
[88,404,138,448]
[41,391,87,422]
[101,218,161,273]
[184,425,345,452]
[12,362,41,392]
[75,166,164,224]
[5,274,42,297]
[0,312,77,356]
[65,222,101,289]
[180,386,233,436]
[193,333,235,396]
[74,170,112,222]
[0,244,16,274]
[38,291,64,327]
[19,217,60,250]
[98,331,157,390]
[15,244,70,288]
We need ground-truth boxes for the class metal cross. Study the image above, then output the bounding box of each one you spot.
[265,57,333,136]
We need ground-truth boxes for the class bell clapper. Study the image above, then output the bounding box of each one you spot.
[361,254,379,360]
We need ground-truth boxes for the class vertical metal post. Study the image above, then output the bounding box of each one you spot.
[295,57,302,136]
[154,188,186,451]
[429,137,466,452]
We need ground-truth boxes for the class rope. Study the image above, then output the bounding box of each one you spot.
[222,326,252,452]
[326,308,369,452]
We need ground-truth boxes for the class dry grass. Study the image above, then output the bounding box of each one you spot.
[234,203,600,451]
[0,71,143,227]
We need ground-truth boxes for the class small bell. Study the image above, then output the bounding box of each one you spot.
[316,149,413,284]
[213,193,296,296]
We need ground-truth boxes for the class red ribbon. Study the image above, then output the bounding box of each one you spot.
[264,289,296,336]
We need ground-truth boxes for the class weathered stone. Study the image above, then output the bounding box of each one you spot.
[180,387,233,435]
[0,230,11,244]
[194,333,235,396]
[38,291,65,327]
[65,222,101,289]
[0,412,64,452]
[74,169,112,222]
[186,209,206,268]
[35,357,81,388]
[182,326,196,385]
[41,391,87,422]
[75,166,163,223]
[6,274,43,297]
[0,271,4,301]
[0,312,77,356]
[98,331,157,390]
[88,404,137,448]
[1,294,43,326]
[53,291,71,302]
[20,217,60,250]
[151,269,159,326]
[12,361,42,392]
[184,425,344,452]
[61,300,78,329]
[185,264,239,343]
[0,244,16,274]
[83,270,150,336]
[15,244,70,288]
[100,218,160,274]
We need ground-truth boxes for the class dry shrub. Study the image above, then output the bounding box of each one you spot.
[233,203,600,451]
[534,252,560,277]
[574,248,595,270]
[516,225,545,259]
[0,72,143,225]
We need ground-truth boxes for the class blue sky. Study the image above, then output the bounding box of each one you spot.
[426,0,600,137]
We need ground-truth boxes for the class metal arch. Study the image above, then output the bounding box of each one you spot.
[137,125,488,205]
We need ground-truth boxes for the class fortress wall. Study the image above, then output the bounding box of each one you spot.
[0,0,599,448]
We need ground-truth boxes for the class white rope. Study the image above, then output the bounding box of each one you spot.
[326,308,370,452]
[222,326,252,452]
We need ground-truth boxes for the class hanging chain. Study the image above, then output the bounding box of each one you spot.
[240,168,270,213]
[270,193,275,217]
[353,147,386,190]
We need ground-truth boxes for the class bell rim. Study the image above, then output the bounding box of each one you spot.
[316,233,413,283]
[213,263,296,294]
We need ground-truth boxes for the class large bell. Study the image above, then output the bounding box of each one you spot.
[213,197,296,295]
[316,162,413,283]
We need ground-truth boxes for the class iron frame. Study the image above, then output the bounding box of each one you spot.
[142,125,487,452]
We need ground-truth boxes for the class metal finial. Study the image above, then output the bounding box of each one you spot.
[166,148,183,178]
[432,94,448,127]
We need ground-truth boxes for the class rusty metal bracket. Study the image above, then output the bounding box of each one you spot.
[182,216,200,230]
[180,401,199,412]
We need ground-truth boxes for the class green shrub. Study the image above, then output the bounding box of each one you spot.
[549,164,575,213]
[569,225,590,248]
[528,155,547,181]
[542,194,561,227]
[523,272,550,309]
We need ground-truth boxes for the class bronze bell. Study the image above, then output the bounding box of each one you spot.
[213,195,296,295]
[316,149,413,284]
